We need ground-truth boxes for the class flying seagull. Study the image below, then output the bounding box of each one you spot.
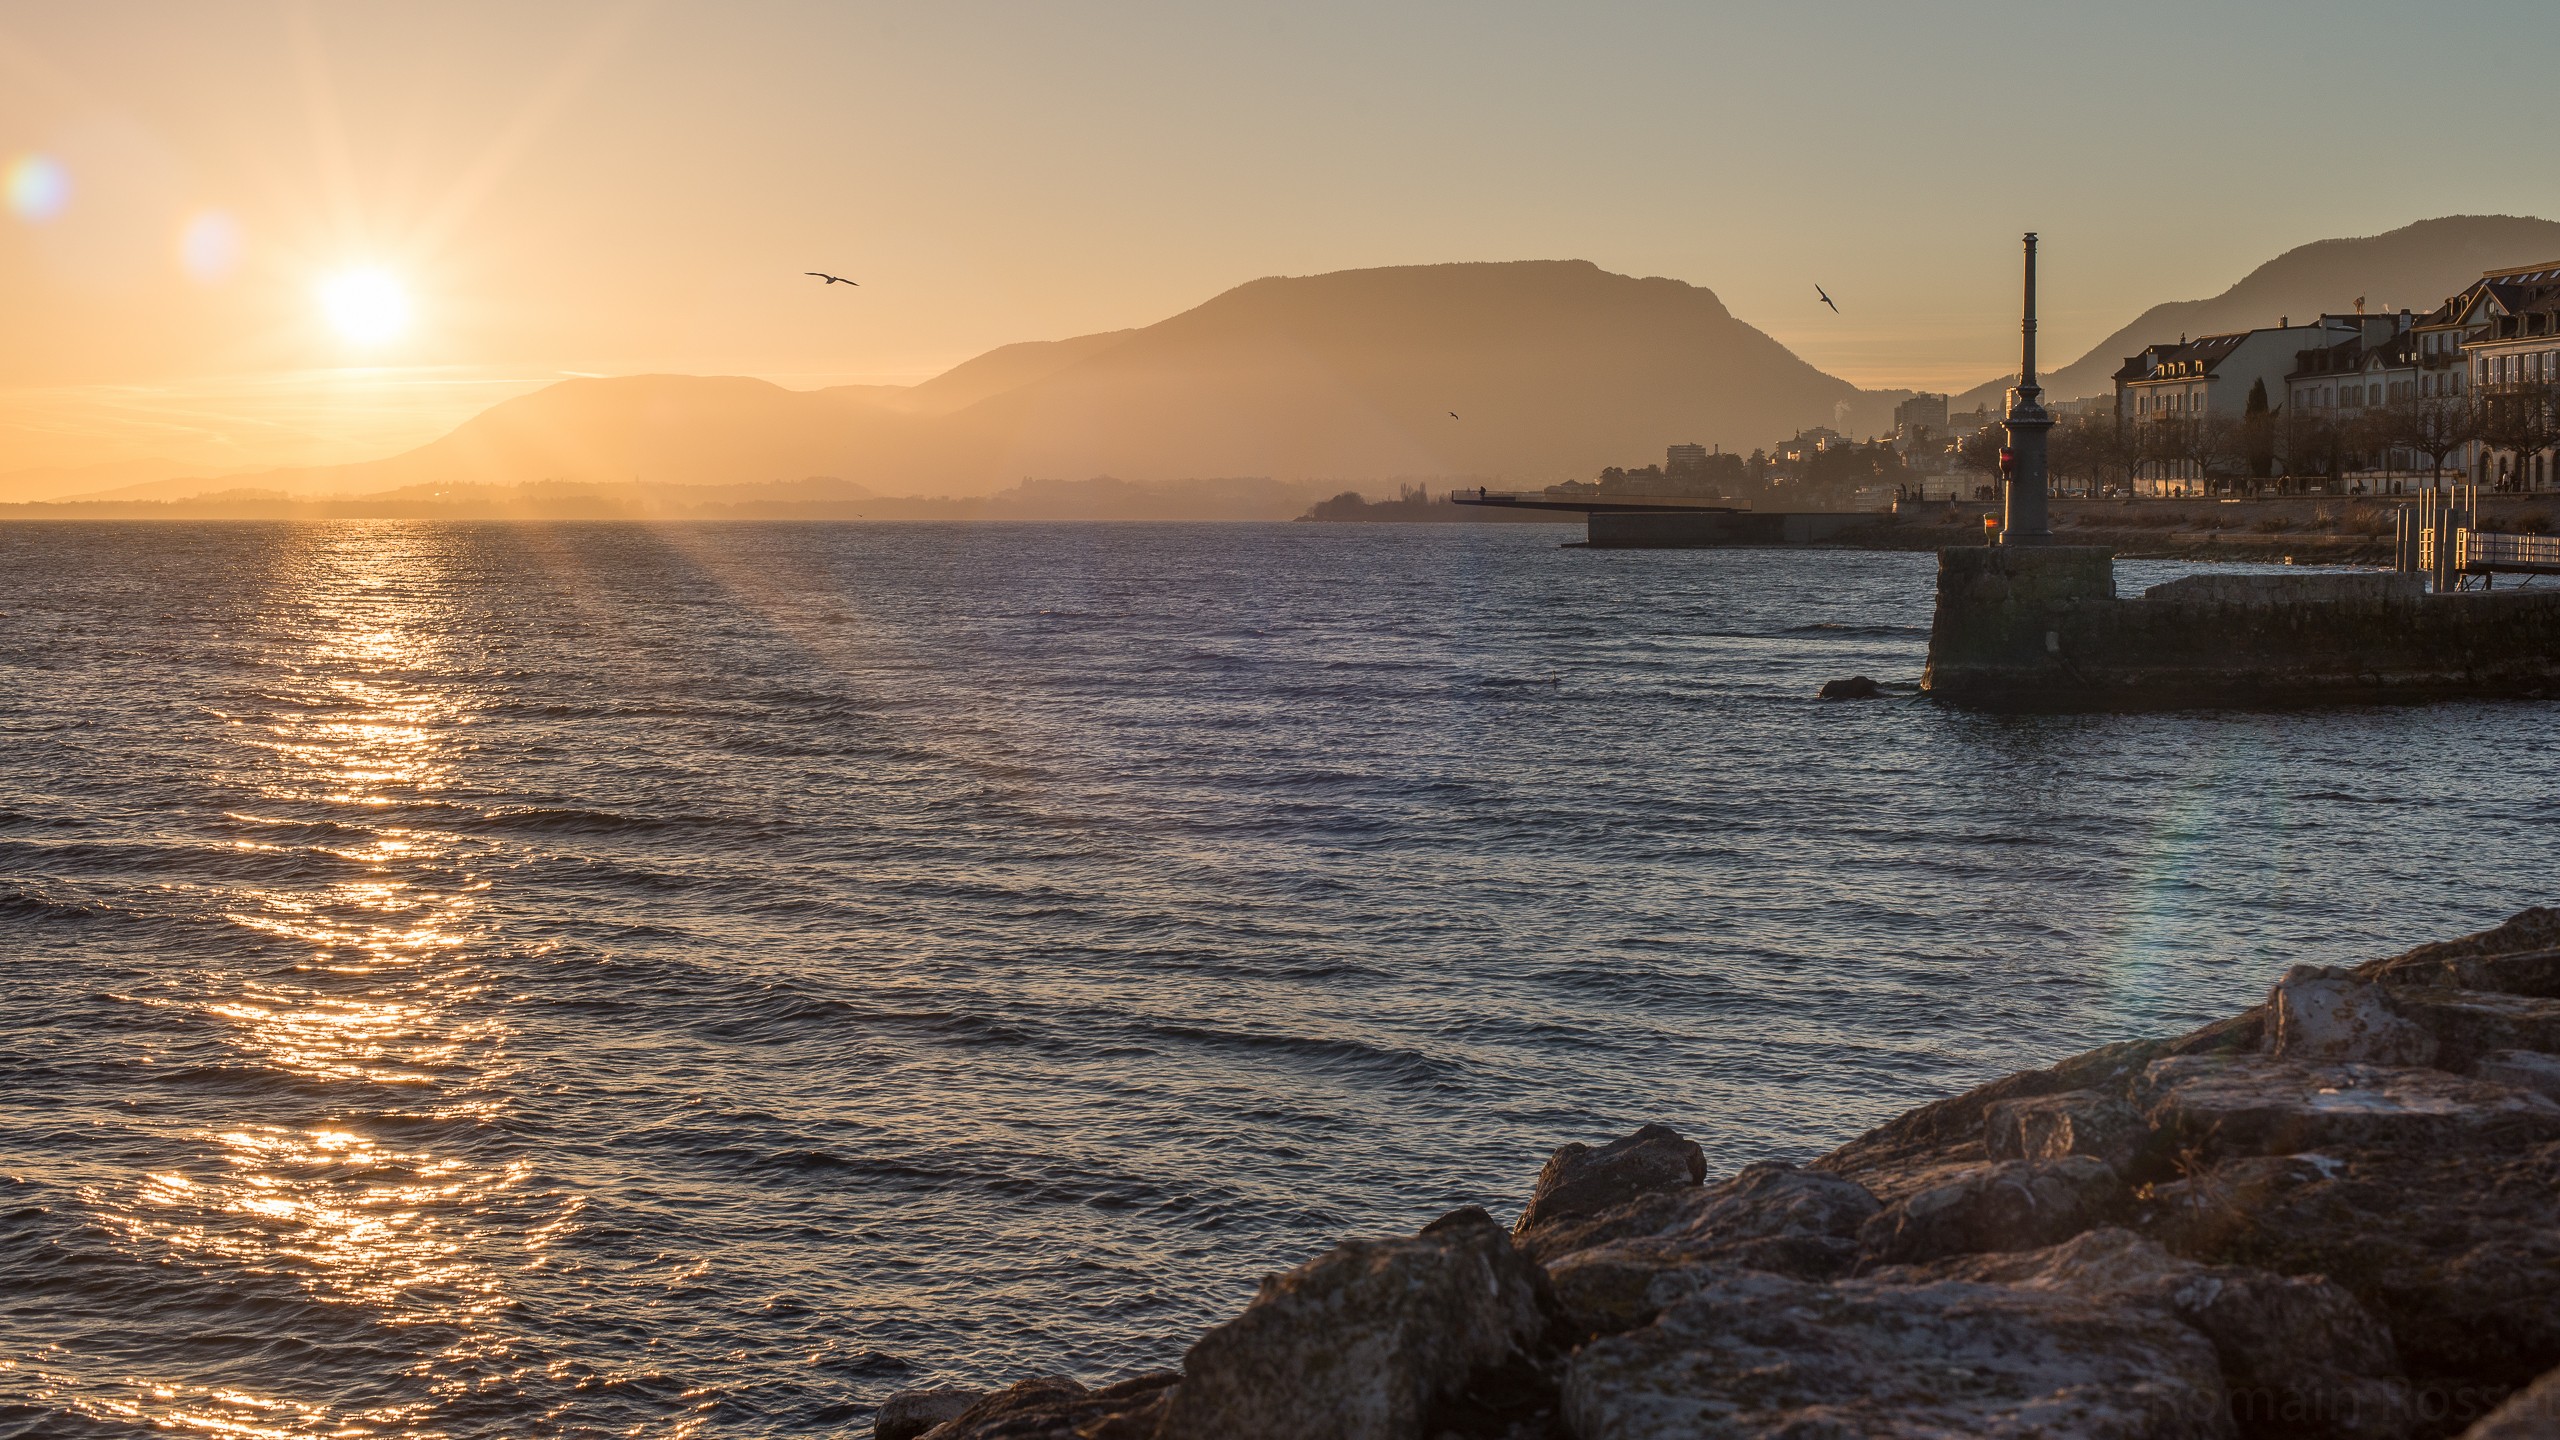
[1816,285,1839,314]
[806,272,859,286]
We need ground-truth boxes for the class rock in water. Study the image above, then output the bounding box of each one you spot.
[1160,1208,1550,1440]
[874,1384,981,1440]
[1857,1156,2125,1266]
[1563,1267,2232,1439]
[1818,674,1883,700]
[1513,1124,1705,1237]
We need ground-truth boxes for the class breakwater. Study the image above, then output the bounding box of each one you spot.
[1922,546,2560,708]
[887,908,2560,1439]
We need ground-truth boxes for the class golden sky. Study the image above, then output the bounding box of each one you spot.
[4,0,2555,477]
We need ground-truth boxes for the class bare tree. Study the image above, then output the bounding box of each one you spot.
[2384,391,2480,492]
[2050,411,2128,497]
[2283,411,2340,493]
[2344,408,2403,494]
[2134,417,2194,495]
[2153,415,2248,495]
[2477,380,2560,492]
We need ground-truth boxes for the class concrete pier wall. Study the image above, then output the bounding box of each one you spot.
[1922,546,2560,707]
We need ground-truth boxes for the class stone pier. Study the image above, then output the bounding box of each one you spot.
[1921,546,2560,708]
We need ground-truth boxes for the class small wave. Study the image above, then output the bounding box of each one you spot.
[470,806,703,835]
[0,883,130,924]
[1139,1020,1461,1085]
[1471,674,1566,690]
[1782,622,1930,637]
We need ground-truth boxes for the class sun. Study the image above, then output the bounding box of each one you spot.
[317,268,412,347]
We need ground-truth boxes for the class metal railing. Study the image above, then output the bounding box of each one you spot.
[2459,529,2560,573]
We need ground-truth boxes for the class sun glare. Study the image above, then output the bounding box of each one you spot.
[318,268,412,347]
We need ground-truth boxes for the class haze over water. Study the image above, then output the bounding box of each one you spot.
[3,521,2549,1438]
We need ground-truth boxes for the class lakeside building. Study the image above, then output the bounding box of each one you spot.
[2283,312,2422,492]
[2114,319,2353,495]
[2285,312,2415,417]
[2110,259,2560,496]
[2445,261,2560,490]
[1771,427,1845,468]
[1892,393,1948,440]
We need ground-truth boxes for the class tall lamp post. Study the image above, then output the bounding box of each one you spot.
[2002,232,2054,545]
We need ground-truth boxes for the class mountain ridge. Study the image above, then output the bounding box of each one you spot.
[1953,214,2560,409]
[56,261,1891,509]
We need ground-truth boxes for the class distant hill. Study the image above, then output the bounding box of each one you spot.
[868,329,1137,415]
[933,260,1894,483]
[1955,214,2560,409]
[90,261,1896,507]
[0,456,259,504]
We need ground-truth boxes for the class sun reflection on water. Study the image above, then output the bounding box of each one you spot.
[86,527,530,1437]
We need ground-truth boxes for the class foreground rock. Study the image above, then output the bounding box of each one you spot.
[1856,1154,2125,1266]
[1565,1266,2232,1439]
[1985,1088,2147,1170]
[2471,1048,2560,1099]
[914,1373,1175,1439]
[1157,1206,1553,1440]
[2139,1139,2560,1417]
[876,1385,980,1440]
[1513,1125,1705,1237]
[1881,1229,2411,1440]
[903,907,2560,1440]
[1536,1163,1880,1338]
[2135,1053,2560,1165]
[2459,1364,2560,1438]
[2267,969,2439,1066]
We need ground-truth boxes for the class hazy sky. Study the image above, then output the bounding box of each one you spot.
[4,0,2557,473]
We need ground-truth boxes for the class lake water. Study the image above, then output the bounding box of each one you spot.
[2,520,2549,1438]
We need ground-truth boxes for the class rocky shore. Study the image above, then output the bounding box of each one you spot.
[880,909,2560,1440]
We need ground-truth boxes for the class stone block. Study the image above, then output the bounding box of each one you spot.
[1986,1089,2148,1171]
[1857,1156,2124,1266]
[1563,1267,2231,1439]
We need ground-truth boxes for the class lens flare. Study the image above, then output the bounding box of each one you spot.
[6,154,69,222]
[318,268,411,346]
[180,210,242,282]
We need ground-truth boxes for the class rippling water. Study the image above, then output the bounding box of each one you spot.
[2,520,2551,1437]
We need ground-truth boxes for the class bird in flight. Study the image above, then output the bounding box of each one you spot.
[806,272,858,286]
[1449,411,1461,419]
[1816,285,1839,313]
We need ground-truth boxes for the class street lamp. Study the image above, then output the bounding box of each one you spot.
[2002,232,2055,545]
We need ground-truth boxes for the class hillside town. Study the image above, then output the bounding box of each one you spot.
[1555,256,2560,510]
